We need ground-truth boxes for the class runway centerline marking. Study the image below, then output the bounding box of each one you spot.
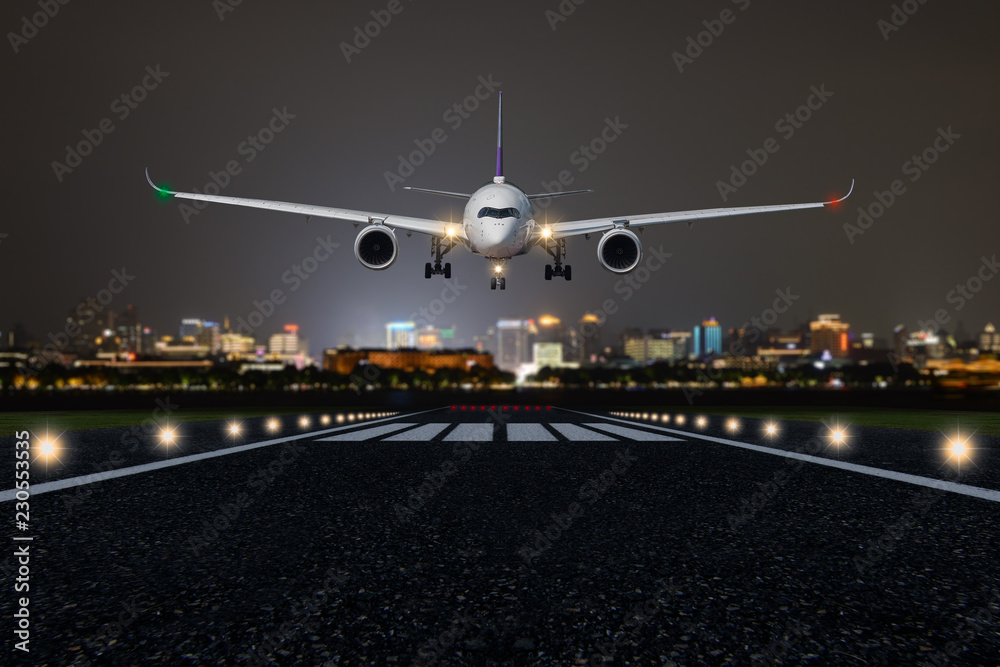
[0,409,443,503]
[558,408,1000,505]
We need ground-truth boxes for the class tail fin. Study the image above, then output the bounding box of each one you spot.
[494,91,504,184]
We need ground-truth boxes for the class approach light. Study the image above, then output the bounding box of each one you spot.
[642,413,649,420]
[696,416,708,429]
[321,415,331,425]
[159,427,176,445]
[336,414,345,423]
[228,421,242,437]
[764,422,779,438]
[676,415,686,425]
[727,418,740,433]
[300,417,310,428]
[267,419,280,432]
[827,424,849,448]
[348,413,356,421]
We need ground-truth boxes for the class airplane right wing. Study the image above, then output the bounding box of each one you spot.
[146,169,464,240]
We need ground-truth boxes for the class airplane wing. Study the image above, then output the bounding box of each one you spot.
[146,169,464,240]
[542,180,853,239]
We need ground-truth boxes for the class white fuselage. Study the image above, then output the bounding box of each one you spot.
[462,182,534,258]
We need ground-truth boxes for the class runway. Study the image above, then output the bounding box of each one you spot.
[5,406,999,665]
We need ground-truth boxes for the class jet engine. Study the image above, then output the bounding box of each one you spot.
[354,225,397,270]
[597,229,641,273]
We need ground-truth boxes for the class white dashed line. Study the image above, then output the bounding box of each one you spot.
[383,423,451,441]
[506,423,558,442]
[549,423,617,441]
[584,423,685,442]
[444,423,494,442]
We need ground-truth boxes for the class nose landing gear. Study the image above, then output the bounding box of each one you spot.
[490,260,507,290]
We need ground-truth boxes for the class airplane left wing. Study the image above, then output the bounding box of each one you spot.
[146,169,463,240]
[543,180,853,239]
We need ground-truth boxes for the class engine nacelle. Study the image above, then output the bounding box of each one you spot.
[354,225,397,270]
[597,228,641,273]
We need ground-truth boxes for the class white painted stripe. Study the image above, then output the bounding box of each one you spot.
[384,423,450,441]
[559,408,1000,504]
[444,423,494,442]
[506,423,557,442]
[319,423,417,441]
[0,409,443,503]
[550,423,617,441]
[584,423,684,442]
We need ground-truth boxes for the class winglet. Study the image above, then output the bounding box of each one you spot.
[145,167,177,196]
[494,91,504,184]
[825,179,854,206]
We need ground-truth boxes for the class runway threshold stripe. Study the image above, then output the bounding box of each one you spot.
[507,424,557,442]
[549,424,617,441]
[321,423,418,441]
[444,424,494,442]
[584,423,685,442]
[384,423,450,441]
[0,409,443,503]
[559,409,1000,505]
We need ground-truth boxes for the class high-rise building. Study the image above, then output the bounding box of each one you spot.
[810,314,850,358]
[497,319,536,371]
[577,313,602,363]
[179,318,203,340]
[981,323,1000,353]
[533,342,564,369]
[117,305,142,355]
[386,322,416,350]
[622,328,647,362]
[270,324,305,355]
[198,321,221,353]
[417,327,443,350]
[694,318,722,357]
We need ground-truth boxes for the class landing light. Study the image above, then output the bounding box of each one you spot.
[446,226,457,237]
[494,265,503,273]
[541,227,552,238]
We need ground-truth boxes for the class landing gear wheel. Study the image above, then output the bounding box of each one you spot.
[491,276,497,290]
[564,265,572,281]
[444,263,451,280]
[545,265,553,281]
[424,263,432,279]
[500,277,506,290]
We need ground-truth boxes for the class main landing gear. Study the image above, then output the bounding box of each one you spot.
[424,236,454,280]
[543,237,571,281]
[490,260,507,290]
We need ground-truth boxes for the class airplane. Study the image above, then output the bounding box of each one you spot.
[147,93,852,291]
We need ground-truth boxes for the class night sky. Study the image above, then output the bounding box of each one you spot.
[4,0,998,350]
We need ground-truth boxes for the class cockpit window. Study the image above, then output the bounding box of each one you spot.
[477,207,520,219]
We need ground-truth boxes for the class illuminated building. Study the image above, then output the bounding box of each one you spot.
[323,348,493,374]
[386,322,416,350]
[417,327,443,350]
[810,314,850,358]
[497,319,536,371]
[533,342,564,369]
[576,313,602,362]
[694,318,722,357]
[981,323,1000,353]
[220,332,256,356]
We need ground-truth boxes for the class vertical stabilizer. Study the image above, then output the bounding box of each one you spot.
[494,91,504,184]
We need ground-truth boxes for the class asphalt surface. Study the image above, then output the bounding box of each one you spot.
[3,406,999,666]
